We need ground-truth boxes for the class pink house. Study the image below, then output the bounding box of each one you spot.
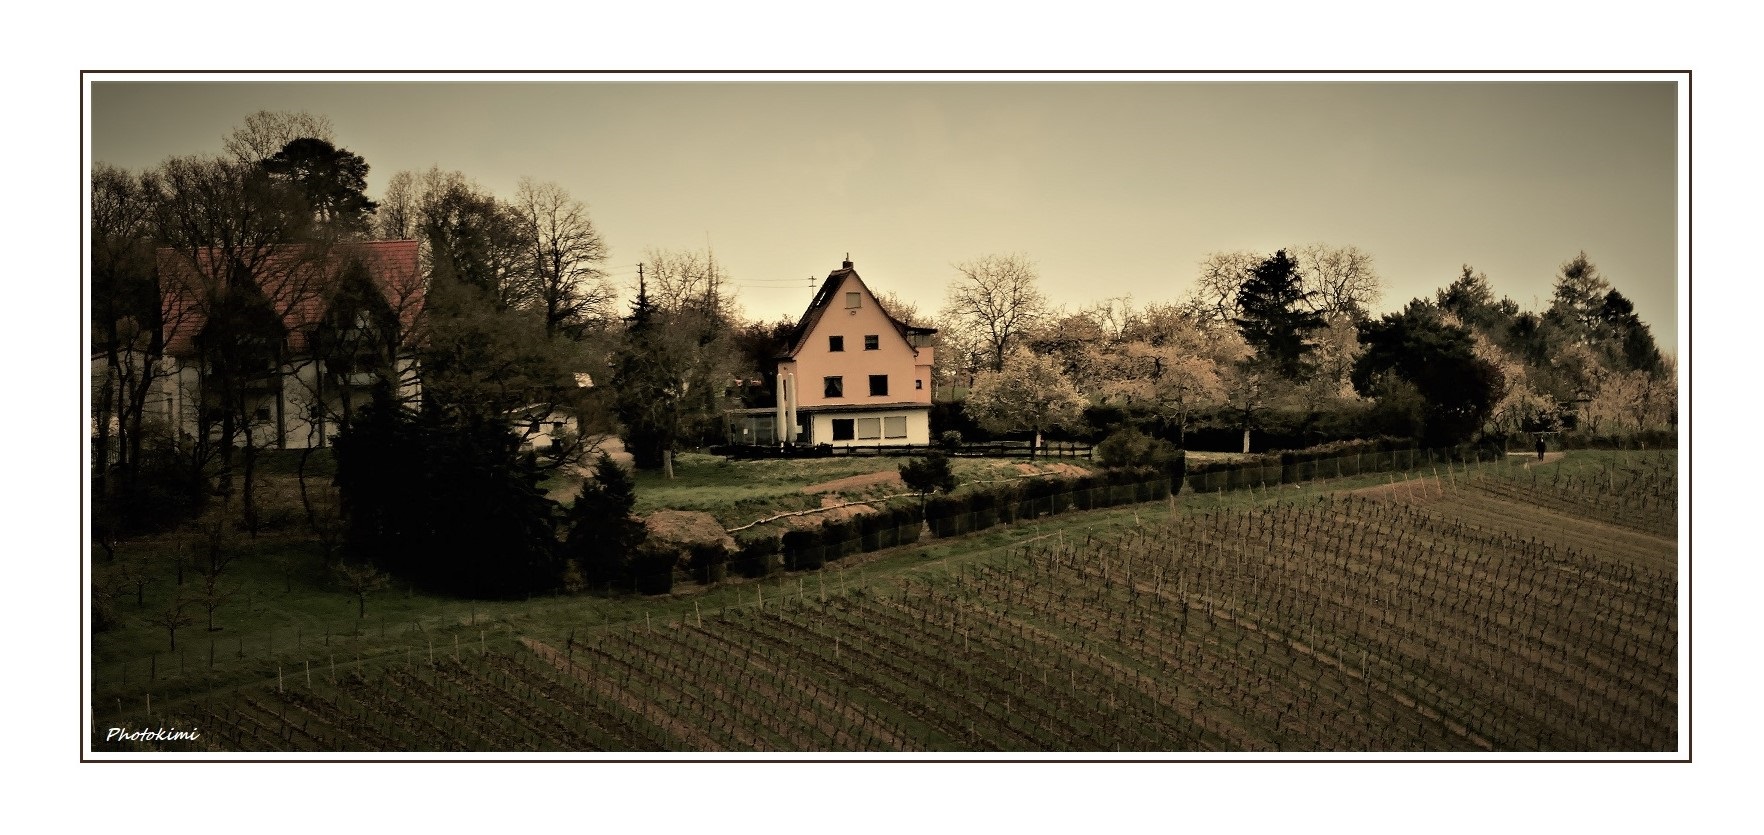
[729,259,936,447]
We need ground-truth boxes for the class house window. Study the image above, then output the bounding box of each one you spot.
[869,375,888,396]
[884,416,908,439]
[856,418,881,440]
[915,379,923,390]
[831,419,855,441]
[824,376,843,398]
[864,335,879,350]
[846,292,861,309]
[828,335,844,352]
[253,407,272,423]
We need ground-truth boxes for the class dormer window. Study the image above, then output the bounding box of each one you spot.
[828,335,844,352]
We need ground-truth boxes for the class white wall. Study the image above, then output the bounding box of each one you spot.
[806,408,931,446]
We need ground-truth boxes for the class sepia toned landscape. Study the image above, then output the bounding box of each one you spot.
[87,76,1682,757]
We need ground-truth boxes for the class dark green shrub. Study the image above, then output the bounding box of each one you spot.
[925,493,970,538]
[736,537,781,578]
[899,451,957,495]
[562,453,647,589]
[782,528,825,570]
[632,544,676,595]
[688,543,729,584]
[336,388,563,599]
[970,489,999,531]
[821,519,859,561]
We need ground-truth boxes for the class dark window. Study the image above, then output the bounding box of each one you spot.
[254,407,272,423]
[824,376,843,398]
[831,419,855,441]
[864,334,879,350]
[915,379,923,390]
[869,375,888,396]
[828,335,844,352]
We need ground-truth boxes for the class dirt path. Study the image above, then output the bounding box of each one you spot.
[545,437,636,501]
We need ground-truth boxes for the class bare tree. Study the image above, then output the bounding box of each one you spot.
[1296,243,1381,319]
[91,163,165,496]
[193,549,237,633]
[643,247,737,321]
[375,170,419,241]
[149,154,321,533]
[944,253,1048,372]
[873,289,925,327]
[420,174,532,310]
[222,110,335,164]
[1184,250,1260,327]
[513,177,613,338]
[335,561,390,619]
[156,595,194,651]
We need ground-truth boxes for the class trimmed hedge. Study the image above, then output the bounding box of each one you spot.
[734,536,781,578]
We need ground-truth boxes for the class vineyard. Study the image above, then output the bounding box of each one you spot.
[93,451,1678,754]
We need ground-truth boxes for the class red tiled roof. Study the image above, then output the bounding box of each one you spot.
[159,240,423,358]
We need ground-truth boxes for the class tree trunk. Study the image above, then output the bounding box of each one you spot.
[1242,428,1251,454]
[663,448,675,480]
[241,438,261,536]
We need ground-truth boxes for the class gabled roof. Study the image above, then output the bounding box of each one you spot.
[160,240,422,358]
[779,259,936,360]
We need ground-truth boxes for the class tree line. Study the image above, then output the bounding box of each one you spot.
[929,248,1670,455]
[92,108,1674,603]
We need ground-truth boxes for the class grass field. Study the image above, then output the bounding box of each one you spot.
[89,449,1679,754]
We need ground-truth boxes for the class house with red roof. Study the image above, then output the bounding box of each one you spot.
[728,258,936,447]
[151,239,424,449]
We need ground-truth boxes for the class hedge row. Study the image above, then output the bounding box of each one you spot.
[726,504,928,577]
[686,439,1520,592]
[924,466,1171,537]
[1183,441,1506,494]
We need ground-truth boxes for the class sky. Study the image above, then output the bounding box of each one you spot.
[88,76,1682,351]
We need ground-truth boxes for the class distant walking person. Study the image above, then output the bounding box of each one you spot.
[1536,437,1546,461]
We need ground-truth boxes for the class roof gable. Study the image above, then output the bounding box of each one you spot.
[160,240,423,358]
[781,260,935,359]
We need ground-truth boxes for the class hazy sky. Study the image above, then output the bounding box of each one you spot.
[89,77,1681,350]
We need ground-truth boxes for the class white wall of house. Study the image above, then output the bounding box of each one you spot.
[514,411,579,453]
[804,408,931,447]
[145,355,419,449]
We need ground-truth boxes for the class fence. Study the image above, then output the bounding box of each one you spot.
[713,440,1093,460]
